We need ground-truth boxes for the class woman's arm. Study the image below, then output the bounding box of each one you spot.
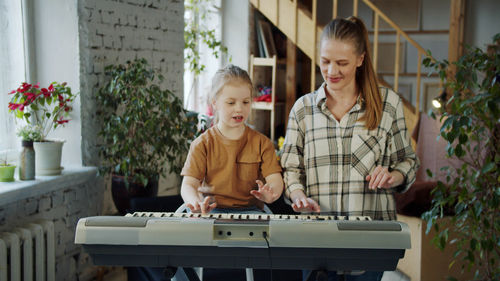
[289,189,320,212]
[280,104,307,199]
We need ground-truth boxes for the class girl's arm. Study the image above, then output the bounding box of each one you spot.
[181,176,216,213]
[250,172,284,204]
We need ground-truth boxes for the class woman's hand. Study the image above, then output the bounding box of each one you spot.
[250,180,280,204]
[289,189,320,213]
[365,166,404,190]
[186,196,217,214]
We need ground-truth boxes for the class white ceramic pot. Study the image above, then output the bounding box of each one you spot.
[33,140,64,176]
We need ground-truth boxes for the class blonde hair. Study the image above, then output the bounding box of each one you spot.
[209,64,254,122]
[209,64,253,103]
[320,16,382,130]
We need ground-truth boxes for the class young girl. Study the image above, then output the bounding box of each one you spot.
[281,16,419,281]
[180,64,283,214]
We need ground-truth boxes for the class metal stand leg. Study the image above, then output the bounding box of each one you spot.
[163,267,177,280]
[305,269,328,281]
[183,267,202,281]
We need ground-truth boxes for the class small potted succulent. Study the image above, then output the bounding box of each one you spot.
[0,153,16,182]
[8,82,77,176]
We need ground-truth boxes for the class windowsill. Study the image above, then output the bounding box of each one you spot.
[0,166,98,206]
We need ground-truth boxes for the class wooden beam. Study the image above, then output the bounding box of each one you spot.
[394,32,400,92]
[353,0,358,17]
[373,13,379,73]
[285,39,297,131]
[333,0,338,18]
[310,0,317,91]
[416,52,422,114]
[448,0,466,94]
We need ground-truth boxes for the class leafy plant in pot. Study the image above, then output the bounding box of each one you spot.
[96,58,199,215]
[422,33,500,280]
[8,82,76,176]
[16,125,42,180]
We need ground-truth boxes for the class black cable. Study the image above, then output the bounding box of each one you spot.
[263,231,273,281]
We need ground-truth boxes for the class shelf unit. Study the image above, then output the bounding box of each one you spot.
[249,54,283,141]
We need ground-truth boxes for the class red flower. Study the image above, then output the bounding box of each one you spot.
[56,119,69,124]
[48,84,54,92]
[8,102,19,110]
[9,90,16,94]
[41,88,50,97]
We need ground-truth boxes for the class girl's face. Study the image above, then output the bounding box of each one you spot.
[320,38,364,93]
[213,82,252,130]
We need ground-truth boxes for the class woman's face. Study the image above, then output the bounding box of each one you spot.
[213,82,252,130]
[320,38,364,94]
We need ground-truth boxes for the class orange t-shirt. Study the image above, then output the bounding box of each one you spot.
[181,126,282,209]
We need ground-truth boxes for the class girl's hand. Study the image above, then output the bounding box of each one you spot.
[250,180,280,204]
[186,196,217,214]
[289,189,321,213]
[365,166,403,190]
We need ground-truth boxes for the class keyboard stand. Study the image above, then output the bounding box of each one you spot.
[304,269,366,281]
[163,266,201,281]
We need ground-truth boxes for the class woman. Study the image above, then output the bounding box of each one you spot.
[280,16,419,281]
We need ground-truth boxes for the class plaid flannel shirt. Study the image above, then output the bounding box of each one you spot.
[281,85,419,220]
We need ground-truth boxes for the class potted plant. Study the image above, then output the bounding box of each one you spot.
[0,153,16,182]
[422,33,499,280]
[96,58,199,215]
[8,82,77,175]
[16,125,42,180]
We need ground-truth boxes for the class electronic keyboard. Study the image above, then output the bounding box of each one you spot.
[74,212,411,271]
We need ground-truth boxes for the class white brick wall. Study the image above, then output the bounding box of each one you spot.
[0,168,102,281]
[79,0,184,167]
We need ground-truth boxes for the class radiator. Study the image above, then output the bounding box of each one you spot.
[0,220,55,281]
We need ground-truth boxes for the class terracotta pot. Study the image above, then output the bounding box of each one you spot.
[111,174,159,215]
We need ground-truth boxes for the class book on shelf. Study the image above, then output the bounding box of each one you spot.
[258,19,276,58]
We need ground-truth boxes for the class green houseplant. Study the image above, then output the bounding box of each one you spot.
[97,58,198,214]
[16,125,42,180]
[422,34,500,281]
[8,82,77,175]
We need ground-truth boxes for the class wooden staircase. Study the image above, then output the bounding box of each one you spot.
[249,0,438,136]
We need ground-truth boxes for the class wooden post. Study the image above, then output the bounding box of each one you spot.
[353,0,358,17]
[285,39,297,130]
[310,0,317,92]
[373,13,379,73]
[416,52,422,114]
[333,0,338,18]
[447,0,466,97]
[394,32,400,92]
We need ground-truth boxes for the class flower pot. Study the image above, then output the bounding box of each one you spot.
[19,140,36,180]
[33,140,64,176]
[111,174,159,215]
[0,164,16,182]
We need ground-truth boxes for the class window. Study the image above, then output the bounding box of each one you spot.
[0,0,26,163]
[183,0,224,114]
